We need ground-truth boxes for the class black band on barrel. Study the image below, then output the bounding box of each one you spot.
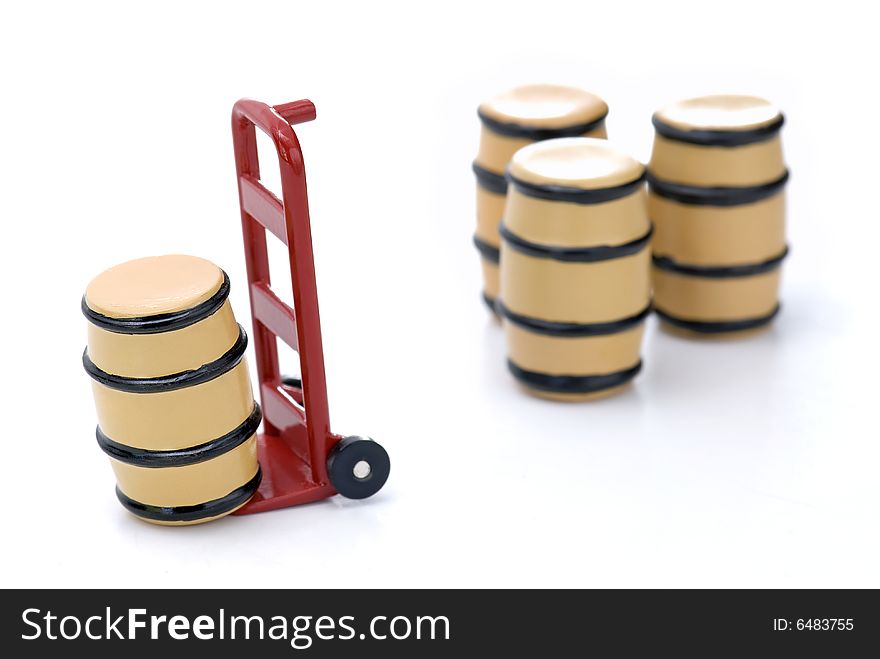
[82,272,231,334]
[115,468,262,522]
[482,292,499,313]
[655,305,781,334]
[472,162,508,195]
[477,109,608,140]
[647,170,789,207]
[498,303,651,337]
[652,113,785,147]
[652,247,789,278]
[507,170,646,205]
[473,235,501,264]
[508,360,642,394]
[83,325,248,393]
[96,404,262,468]
[500,224,652,263]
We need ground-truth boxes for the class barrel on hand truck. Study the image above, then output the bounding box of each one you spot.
[83,255,262,525]
[84,99,390,524]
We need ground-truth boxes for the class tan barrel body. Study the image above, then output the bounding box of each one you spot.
[499,138,651,400]
[83,255,261,525]
[647,95,789,334]
[473,85,609,311]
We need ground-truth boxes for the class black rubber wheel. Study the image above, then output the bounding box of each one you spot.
[281,376,302,388]
[327,436,390,499]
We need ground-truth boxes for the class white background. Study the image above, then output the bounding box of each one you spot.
[1,0,878,588]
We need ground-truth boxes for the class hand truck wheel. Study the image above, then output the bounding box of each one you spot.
[327,436,390,499]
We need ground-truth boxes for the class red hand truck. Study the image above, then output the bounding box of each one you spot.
[230,98,390,514]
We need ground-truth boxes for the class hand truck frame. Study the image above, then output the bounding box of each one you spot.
[230,98,389,514]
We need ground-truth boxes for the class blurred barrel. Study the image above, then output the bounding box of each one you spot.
[82,255,261,525]
[473,84,608,312]
[648,95,789,334]
[499,138,651,400]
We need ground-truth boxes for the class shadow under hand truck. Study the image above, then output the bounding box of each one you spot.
[230,98,390,515]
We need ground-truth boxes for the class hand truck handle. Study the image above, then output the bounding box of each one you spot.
[273,100,317,125]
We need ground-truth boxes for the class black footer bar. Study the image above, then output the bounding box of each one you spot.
[2,589,876,656]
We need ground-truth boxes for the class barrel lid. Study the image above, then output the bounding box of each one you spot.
[478,84,608,132]
[85,255,224,318]
[654,95,781,132]
[509,137,644,190]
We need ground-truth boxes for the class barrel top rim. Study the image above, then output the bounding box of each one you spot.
[654,95,782,132]
[509,137,645,190]
[478,84,608,130]
[85,255,224,318]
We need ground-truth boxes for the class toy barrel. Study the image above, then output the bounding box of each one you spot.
[647,95,789,334]
[473,84,608,312]
[499,138,651,400]
[82,255,261,525]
